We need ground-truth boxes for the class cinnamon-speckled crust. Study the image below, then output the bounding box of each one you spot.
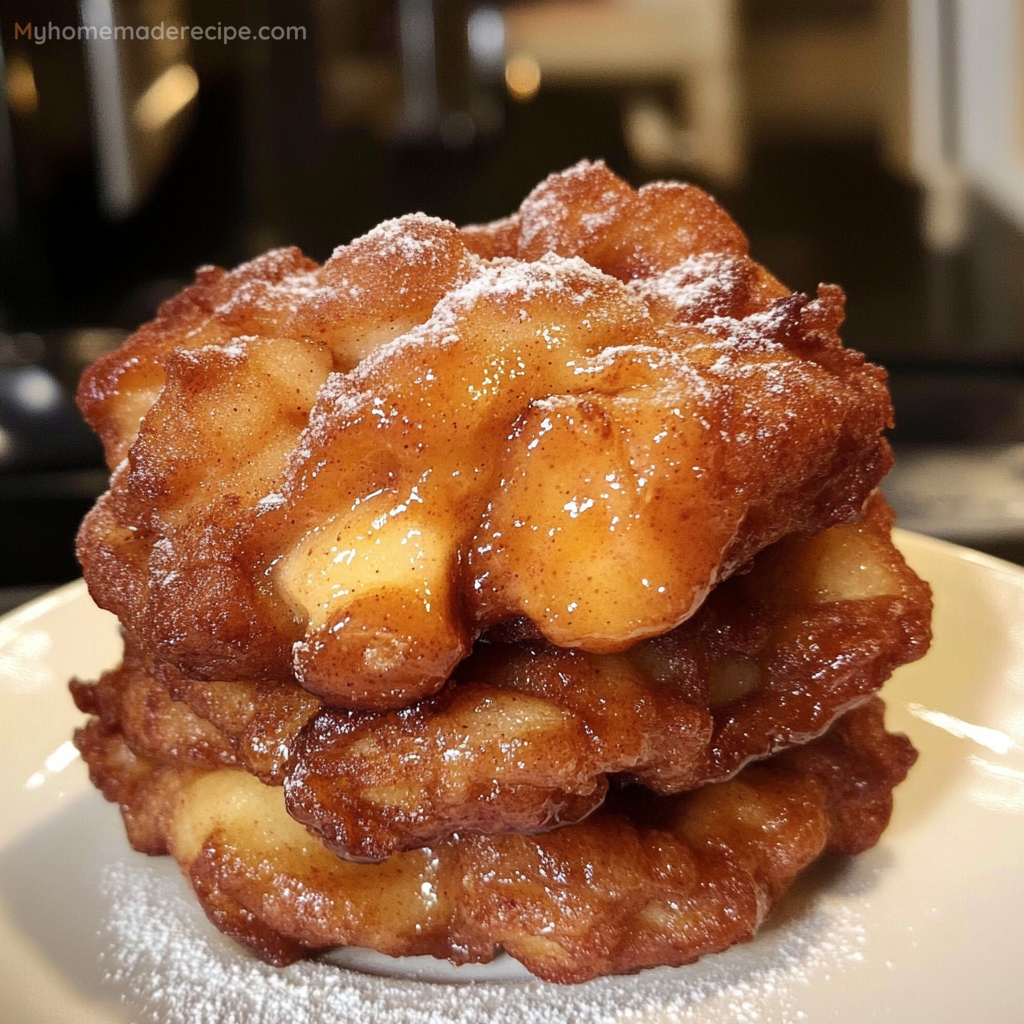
[284,658,699,861]
[79,248,320,469]
[462,161,749,276]
[73,720,199,855]
[168,674,321,785]
[74,699,915,982]
[72,641,319,785]
[77,161,894,708]
[70,646,239,771]
[663,492,931,782]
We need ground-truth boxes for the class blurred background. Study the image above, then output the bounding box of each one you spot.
[1,0,1023,612]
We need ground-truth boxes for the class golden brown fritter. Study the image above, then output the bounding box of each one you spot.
[74,699,915,983]
[71,494,929,862]
[74,719,201,856]
[77,161,894,708]
[461,160,750,273]
[69,163,928,984]
[70,649,239,772]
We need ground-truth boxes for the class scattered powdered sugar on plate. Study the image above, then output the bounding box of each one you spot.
[98,854,877,1024]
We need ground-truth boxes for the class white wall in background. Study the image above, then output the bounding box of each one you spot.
[909,0,1024,245]
[957,0,1024,230]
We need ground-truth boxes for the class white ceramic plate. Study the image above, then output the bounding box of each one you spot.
[2,531,1023,1024]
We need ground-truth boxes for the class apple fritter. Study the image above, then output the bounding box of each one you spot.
[460,159,750,275]
[74,718,201,856]
[77,161,893,708]
[78,247,320,470]
[74,699,915,983]
[72,495,929,862]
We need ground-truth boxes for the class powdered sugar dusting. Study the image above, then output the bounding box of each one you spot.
[345,253,635,383]
[99,854,877,1024]
[344,214,458,266]
[518,160,617,252]
[631,254,748,322]
[216,270,322,323]
[440,253,617,311]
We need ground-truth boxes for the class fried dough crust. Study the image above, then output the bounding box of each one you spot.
[70,641,321,786]
[70,651,240,772]
[77,161,893,708]
[74,699,915,982]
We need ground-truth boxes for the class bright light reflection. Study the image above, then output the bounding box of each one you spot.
[968,755,1024,815]
[968,754,1024,782]
[14,367,61,413]
[134,63,199,132]
[505,53,540,101]
[0,627,53,694]
[5,55,38,117]
[906,702,1016,755]
[45,739,80,773]
[23,740,80,790]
